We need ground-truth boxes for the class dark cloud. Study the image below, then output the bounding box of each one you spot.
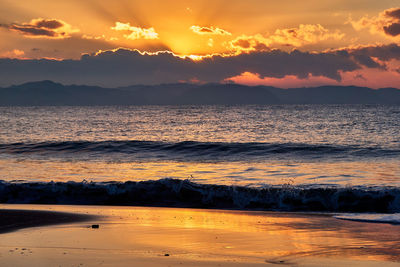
[34,19,64,29]
[9,24,61,37]
[345,43,400,61]
[383,8,400,37]
[385,8,400,20]
[2,18,75,38]
[0,44,399,87]
[383,23,400,36]
[351,54,383,69]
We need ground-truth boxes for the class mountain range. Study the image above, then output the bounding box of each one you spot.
[0,80,399,105]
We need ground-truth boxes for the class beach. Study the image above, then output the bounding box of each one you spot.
[1,0,400,265]
[0,106,399,266]
[1,204,400,266]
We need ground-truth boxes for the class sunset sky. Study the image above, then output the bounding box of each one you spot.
[1,0,400,88]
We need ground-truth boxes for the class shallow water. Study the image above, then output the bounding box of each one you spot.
[0,105,398,188]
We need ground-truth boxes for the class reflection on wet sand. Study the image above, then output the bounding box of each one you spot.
[0,204,399,266]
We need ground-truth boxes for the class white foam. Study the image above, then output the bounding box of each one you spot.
[334,213,400,224]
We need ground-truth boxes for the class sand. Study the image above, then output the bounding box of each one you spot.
[0,209,95,234]
[0,204,400,267]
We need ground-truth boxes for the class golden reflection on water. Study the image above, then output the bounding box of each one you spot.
[1,205,400,265]
[1,158,399,186]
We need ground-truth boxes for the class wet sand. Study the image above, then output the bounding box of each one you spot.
[0,209,95,234]
[1,204,400,267]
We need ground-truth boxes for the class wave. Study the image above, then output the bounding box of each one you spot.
[335,213,400,224]
[1,178,400,213]
[0,140,398,162]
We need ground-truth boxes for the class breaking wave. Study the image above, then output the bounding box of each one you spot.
[1,178,400,213]
[0,140,398,162]
[335,213,400,224]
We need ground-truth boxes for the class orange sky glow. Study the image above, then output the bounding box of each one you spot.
[0,0,399,88]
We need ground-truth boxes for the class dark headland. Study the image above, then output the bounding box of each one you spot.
[1,80,399,106]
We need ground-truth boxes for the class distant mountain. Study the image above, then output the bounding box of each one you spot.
[0,81,399,106]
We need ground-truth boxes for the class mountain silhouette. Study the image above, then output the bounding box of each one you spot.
[0,81,399,106]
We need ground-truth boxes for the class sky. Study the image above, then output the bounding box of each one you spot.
[0,0,400,88]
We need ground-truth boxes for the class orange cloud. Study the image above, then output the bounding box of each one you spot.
[1,18,78,39]
[226,72,338,88]
[348,7,400,38]
[229,34,271,53]
[82,34,119,41]
[82,34,105,40]
[225,59,400,89]
[0,49,25,59]
[190,26,231,36]
[111,22,158,40]
[228,24,344,53]
[270,24,344,46]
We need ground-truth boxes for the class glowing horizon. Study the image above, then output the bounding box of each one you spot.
[0,0,399,88]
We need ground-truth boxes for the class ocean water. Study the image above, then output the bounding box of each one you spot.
[0,105,399,212]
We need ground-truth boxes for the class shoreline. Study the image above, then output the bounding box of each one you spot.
[0,204,400,266]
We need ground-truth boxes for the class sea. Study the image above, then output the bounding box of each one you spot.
[1,105,400,219]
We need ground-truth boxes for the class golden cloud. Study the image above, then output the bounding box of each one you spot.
[348,7,400,38]
[229,34,271,53]
[0,49,25,59]
[2,18,79,39]
[270,24,344,46]
[228,24,344,53]
[111,22,158,40]
[82,34,119,42]
[190,26,231,36]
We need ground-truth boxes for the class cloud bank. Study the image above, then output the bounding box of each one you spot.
[0,43,399,88]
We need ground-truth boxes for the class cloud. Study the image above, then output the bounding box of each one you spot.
[384,8,400,37]
[349,7,400,38]
[0,44,399,88]
[1,18,78,39]
[228,24,344,53]
[225,72,338,88]
[225,67,400,89]
[0,49,25,59]
[335,43,400,65]
[385,8,400,19]
[111,22,158,40]
[270,24,344,46]
[383,22,400,37]
[190,26,231,36]
[82,34,119,42]
[229,34,271,53]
